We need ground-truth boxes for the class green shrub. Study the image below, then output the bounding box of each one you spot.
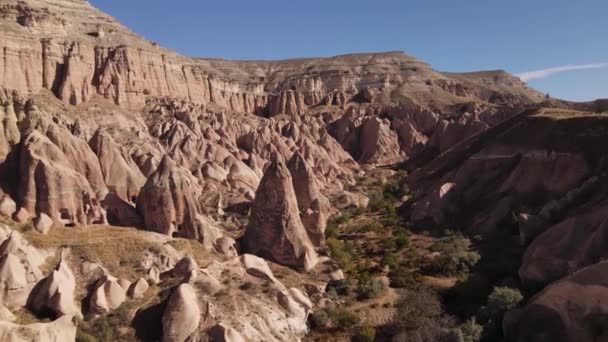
[325,222,339,238]
[335,214,351,225]
[389,266,421,289]
[353,324,376,342]
[331,309,360,330]
[482,286,523,319]
[326,279,351,297]
[477,287,523,340]
[381,251,398,269]
[357,278,386,300]
[310,310,329,329]
[447,317,483,342]
[394,231,410,249]
[348,223,378,233]
[327,238,355,270]
[423,234,480,276]
[76,329,98,342]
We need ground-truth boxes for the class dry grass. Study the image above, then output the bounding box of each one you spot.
[17,225,164,279]
[12,308,50,325]
[5,223,223,283]
[166,238,215,268]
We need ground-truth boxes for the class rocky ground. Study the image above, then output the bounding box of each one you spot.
[0,0,607,342]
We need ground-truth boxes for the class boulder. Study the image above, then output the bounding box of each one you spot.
[171,257,198,281]
[213,237,238,257]
[207,323,246,342]
[33,213,53,234]
[147,266,160,285]
[0,196,16,217]
[89,274,127,314]
[127,278,149,299]
[239,254,282,286]
[241,158,318,271]
[13,207,30,223]
[162,283,200,342]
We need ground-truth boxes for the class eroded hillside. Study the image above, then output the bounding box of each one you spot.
[0,0,605,342]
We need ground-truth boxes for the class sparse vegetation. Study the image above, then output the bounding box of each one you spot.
[447,317,483,342]
[477,286,523,340]
[392,287,456,341]
[327,237,356,271]
[356,277,386,300]
[353,324,376,342]
[423,233,480,277]
[310,307,361,331]
[331,308,360,330]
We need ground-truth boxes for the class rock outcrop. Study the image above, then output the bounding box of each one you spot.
[162,283,201,342]
[136,156,202,237]
[27,256,80,319]
[0,315,77,342]
[89,274,127,314]
[287,152,329,246]
[505,261,608,342]
[89,129,146,203]
[241,158,318,271]
[519,203,608,288]
[0,230,45,307]
[18,129,107,226]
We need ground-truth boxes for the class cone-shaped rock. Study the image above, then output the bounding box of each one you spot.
[162,283,200,342]
[287,152,329,246]
[136,155,201,236]
[27,256,80,319]
[241,158,318,271]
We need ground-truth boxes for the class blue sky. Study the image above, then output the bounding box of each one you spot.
[90,0,607,102]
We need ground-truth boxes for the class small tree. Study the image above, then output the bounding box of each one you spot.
[484,286,523,318]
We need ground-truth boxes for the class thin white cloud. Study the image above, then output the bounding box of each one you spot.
[517,63,608,82]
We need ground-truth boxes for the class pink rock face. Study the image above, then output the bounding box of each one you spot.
[288,152,329,246]
[0,101,20,162]
[519,204,608,288]
[241,158,318,272]
[89,130,146,203]
[136,156,202,237]
[162,283,200,342]
[18,130,106,225]
[358,117,404,164]
[505,261,608,342]
[27,257,80,319]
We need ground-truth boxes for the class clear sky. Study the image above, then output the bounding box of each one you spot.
[90,0,607,102]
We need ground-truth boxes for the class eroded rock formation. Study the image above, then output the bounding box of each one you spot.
[241,159,318,271]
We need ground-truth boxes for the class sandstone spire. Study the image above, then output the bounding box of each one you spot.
[241,157,318,271]
[287,152,329,246]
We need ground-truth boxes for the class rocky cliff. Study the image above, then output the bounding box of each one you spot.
[0,0,544,113]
